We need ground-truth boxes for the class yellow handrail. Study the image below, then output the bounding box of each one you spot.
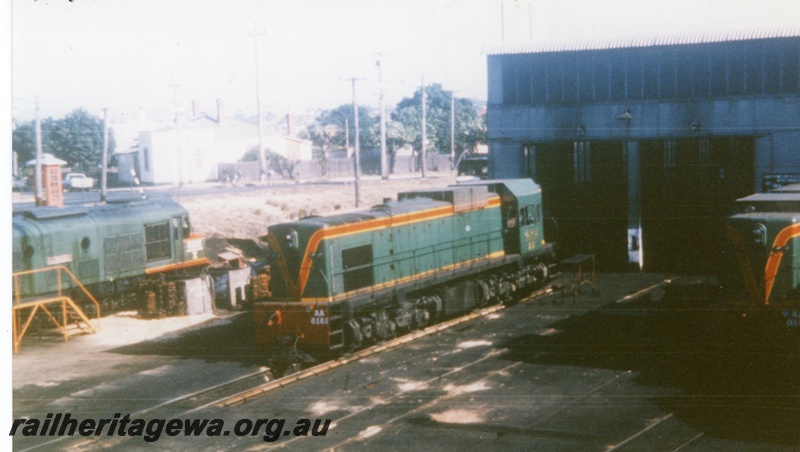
[12,266,102,353]
[12,265,101,320]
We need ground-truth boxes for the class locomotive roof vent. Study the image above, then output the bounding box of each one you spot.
[398,186,489,213]
[15,206,89,220]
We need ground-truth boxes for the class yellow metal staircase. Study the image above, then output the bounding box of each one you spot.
[12,266,101,354]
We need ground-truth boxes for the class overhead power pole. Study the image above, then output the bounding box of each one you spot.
[450,91,455,168]
[169,77,184,186]
[349,77,364,207]
[352,77,361,207]
[420,76,427,178]
[376,54,388,179]
[34,99,43,204]
[251,23,268,179]
[101,108,109,201]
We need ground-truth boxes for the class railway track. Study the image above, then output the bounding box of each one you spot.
[219,284,556,406]
[20,285,556,451]
[19,368,274,451]
[19,272,785,450]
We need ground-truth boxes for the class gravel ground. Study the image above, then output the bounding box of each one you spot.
[180,175,455,259]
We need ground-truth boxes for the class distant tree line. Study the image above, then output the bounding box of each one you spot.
[11,83,486,180]
[12,109,114,178]
[299,83,487,174]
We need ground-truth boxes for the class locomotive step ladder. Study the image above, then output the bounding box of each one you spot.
[12,266,101,354]
[328,304,345,351]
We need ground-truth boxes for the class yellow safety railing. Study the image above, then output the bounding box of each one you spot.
[11,266,101,354]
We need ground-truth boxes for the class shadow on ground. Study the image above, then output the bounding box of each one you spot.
[500,284,800,446]
[108,311,274,366]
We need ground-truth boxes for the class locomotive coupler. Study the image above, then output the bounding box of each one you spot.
[271,334,317,377]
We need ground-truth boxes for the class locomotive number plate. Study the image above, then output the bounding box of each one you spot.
[310,309,328,325]
[185,238,203,252]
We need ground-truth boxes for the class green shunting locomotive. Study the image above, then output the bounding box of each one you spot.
[719,185,800,338]
[12,196,211,315]
[254,179,554,358]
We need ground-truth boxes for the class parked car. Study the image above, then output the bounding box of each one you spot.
[62,173,95,191]
[12,175,26,191]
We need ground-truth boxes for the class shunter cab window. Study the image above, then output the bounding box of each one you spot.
[182,216,191,239]
[342,245,374,292]
[518,204,542,227]
[145,222,172,262]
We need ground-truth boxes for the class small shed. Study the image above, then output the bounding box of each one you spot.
[26,153,67,207]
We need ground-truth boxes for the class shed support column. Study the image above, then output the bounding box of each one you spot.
[626,141,642,269]
[488,139,524,179]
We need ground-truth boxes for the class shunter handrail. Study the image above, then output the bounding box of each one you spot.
[11,266,101,353]
[12,265,101,314]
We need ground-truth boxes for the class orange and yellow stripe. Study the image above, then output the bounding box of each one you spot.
[764,223,800,304]
[270,196,502,300]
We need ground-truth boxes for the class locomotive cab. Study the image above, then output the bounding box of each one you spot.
[454,179,546,257]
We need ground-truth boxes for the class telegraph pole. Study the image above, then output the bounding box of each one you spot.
[34,99,43,204]
[169,77,184,187]
[420,76,427,177]
[450,91,455,168]
[349,77,364,207]
[251,23,268,179]
[376,54,388,179]
[101,108,109,201]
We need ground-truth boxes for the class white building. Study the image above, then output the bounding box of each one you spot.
[128,100,313,185]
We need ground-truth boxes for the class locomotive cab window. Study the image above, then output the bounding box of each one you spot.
[182,216,191,238]
[145,222,172,262]
[506,206,517,228]
[342,244,374,292]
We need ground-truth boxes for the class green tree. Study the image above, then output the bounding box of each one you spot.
[303,123,341,175]
[12,109,115,177]
[305,104,379,159]
[241,147,299,179]
[392,83,486,159]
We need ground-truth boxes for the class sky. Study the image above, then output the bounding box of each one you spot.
[10,0,800,124]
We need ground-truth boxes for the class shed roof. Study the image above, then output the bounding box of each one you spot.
[25,153,67,166]
[485,26,800,56]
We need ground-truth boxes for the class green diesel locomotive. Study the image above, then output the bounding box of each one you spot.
[12,196,211,315]
[254,179,554,357]
[719,187,800,339]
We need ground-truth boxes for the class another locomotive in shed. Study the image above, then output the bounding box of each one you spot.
[254,179,554,359]
[718,187,800,341]
[12,196,212,316]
